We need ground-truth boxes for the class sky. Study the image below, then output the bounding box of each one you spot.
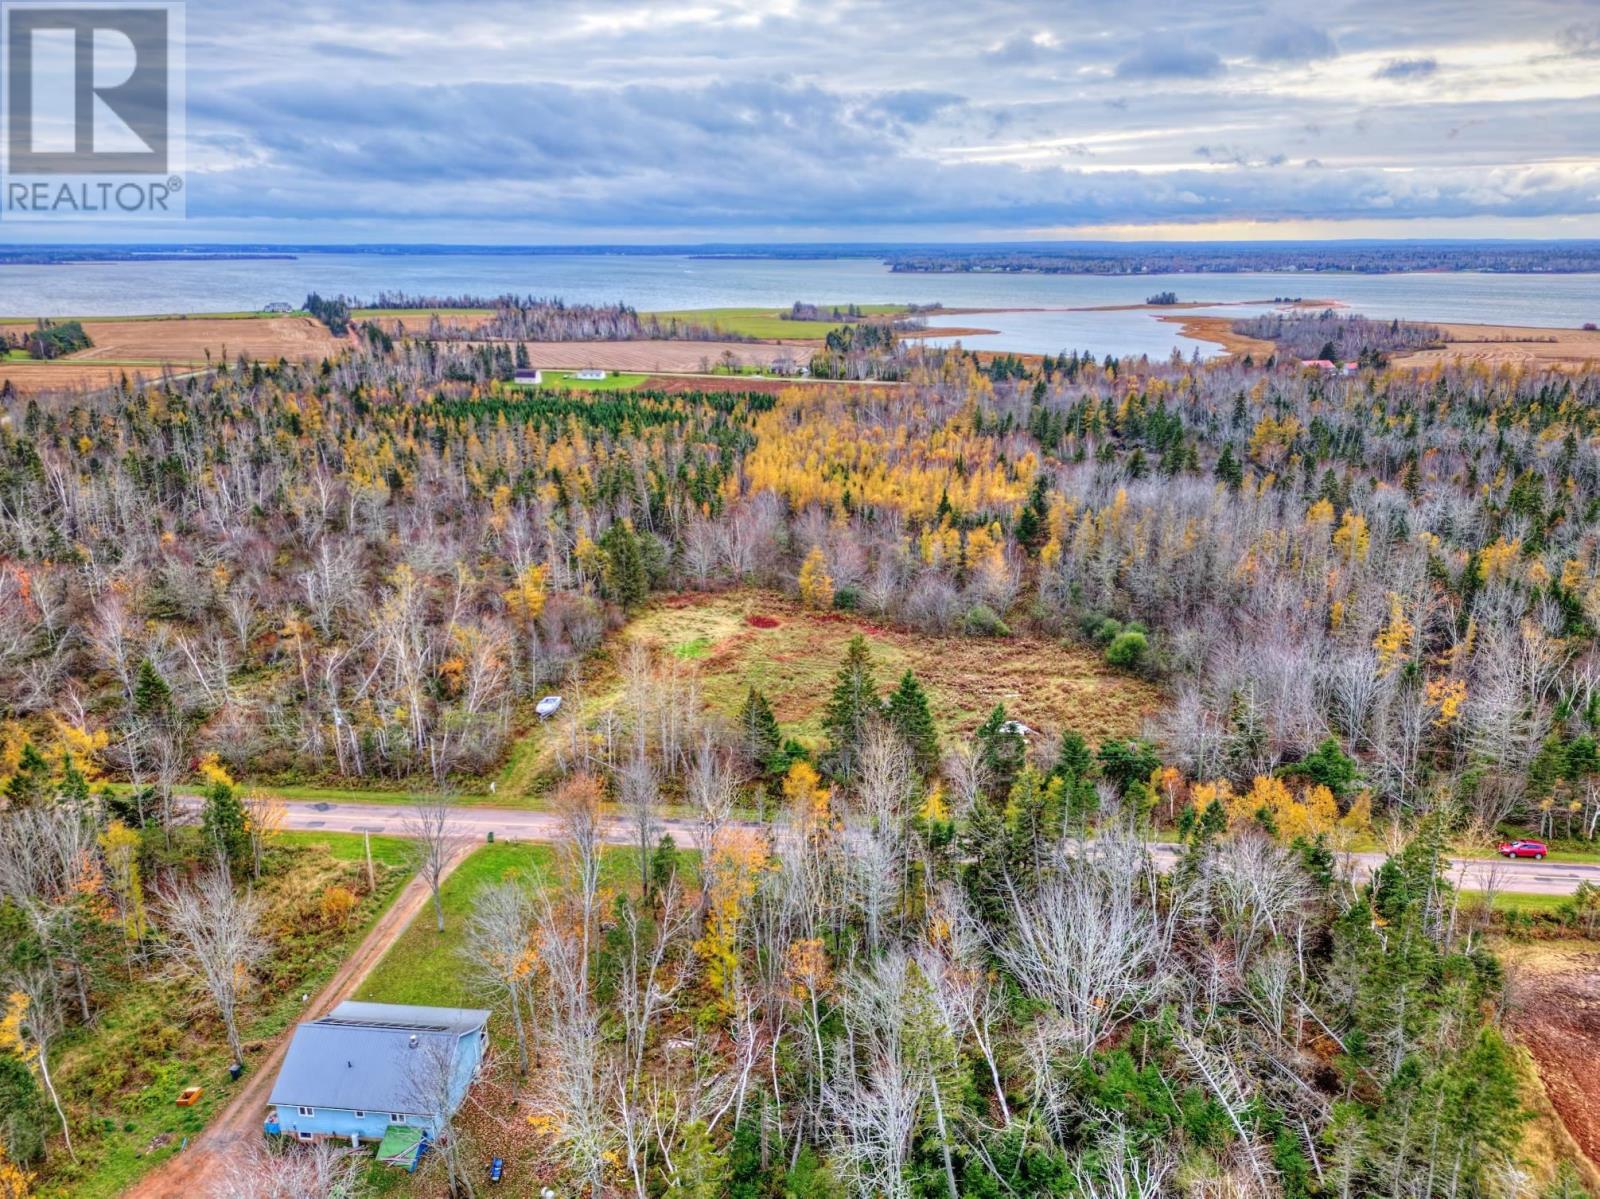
[8,0,1600,243]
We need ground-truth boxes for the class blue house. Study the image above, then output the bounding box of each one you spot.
[264,1001,490,1156]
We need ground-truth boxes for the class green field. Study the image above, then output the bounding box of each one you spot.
[529,370,650,391]
[356,843,556,1008]
[356,843,695,1010]
[646,304,909,340]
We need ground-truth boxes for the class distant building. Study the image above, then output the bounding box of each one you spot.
[574,368,608,380]
[513,368,543,385]
[264,1001,489,1157]
[262,301,293,314]
[1304,359,1338,372]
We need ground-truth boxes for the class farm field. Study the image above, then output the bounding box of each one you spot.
[0,314,343,394]
[517,338,806,372]
[645,304,908,339]
[1169,314,1600,369]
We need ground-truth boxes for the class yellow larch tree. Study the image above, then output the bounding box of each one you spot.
[797,546,834,609]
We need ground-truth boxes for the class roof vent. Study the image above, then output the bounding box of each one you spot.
[409,1034,418,1049]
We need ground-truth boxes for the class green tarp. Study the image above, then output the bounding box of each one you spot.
[376,1124,424,1168]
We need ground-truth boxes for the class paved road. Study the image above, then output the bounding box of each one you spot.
[191,796,1600,897]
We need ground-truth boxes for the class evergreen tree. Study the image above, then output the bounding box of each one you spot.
[885,670,938,774]
[975,705,1026,802]
[2,743,51,809]
[1214,444,1244,492]
[1014,474,1050,553]
[201,776,250,870]
[737,687,782,773]
[600,521,649,610]
[1279,736,1361,799]
[821,635,878,781]
[133,658,173,719]
[1096,738,1160,795]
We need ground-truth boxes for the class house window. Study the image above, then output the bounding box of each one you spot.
[390,1113,405,1123]
[353,1110,365,1119]
[297,1131,314,1142]
[297,1106,315,1117]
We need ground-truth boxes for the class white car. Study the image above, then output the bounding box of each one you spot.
[536,695,563,718]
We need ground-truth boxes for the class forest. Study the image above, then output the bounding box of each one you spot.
[884,243,1600,275]
[2,316,1600,1196]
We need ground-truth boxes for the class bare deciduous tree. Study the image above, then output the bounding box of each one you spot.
[405,792,467,933]
[160,866,268,1066]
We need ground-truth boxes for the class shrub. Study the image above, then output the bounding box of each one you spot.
[319,884,357,926]
[1105,629,1148,670]
[963,604,1012,637]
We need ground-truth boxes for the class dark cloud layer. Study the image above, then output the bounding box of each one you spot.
[18,0,1600,239]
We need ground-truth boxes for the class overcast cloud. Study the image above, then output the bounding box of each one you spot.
[21,0,1600,241]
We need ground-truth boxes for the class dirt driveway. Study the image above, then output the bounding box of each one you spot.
[123,843,471,1198]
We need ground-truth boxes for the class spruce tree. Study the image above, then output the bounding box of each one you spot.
[737,688,782,773]
[601,521,649,611]
[202,776,249,871]
[885,670,938,774]
[975,705,1025,802]
[821,635,878,781]
[133,658,172,720]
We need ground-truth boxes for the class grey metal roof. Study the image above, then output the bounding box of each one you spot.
[267,1001,489,1113]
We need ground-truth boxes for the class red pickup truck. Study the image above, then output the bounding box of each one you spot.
[1496,839,1549,860]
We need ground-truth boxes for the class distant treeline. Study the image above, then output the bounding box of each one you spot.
[354,292,748,342]
[1234,310,1445,362]
[785,300,930,332]
[888,241,1600,275]
[4,319,92,359]
[1146,291,1179,305]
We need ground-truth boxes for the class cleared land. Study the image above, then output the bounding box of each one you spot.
[1395,322,1600,369]
[619,590,1160,746]
[518,339,807,372]
[1171,314,1600,369]
[1,315,344,395]
[1498,939,1600,1185]
[645,304,908,339]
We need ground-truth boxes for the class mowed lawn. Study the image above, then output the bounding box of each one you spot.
[356,843,697,1010]
[616,590,1161,748]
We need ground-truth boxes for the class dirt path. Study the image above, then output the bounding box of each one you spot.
[124,842,473,1199]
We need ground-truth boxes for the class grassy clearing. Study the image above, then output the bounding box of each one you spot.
[36,835,413,1199]
[616,590,1161,747]
[356,844,696,1010]
[530,370,650,392]
[356,843,556,1008]
[646,305,907,340]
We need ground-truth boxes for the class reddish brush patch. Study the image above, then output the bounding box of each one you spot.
[746,614,781,629]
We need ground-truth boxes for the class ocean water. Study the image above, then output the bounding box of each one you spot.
[2,251,1596,357]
